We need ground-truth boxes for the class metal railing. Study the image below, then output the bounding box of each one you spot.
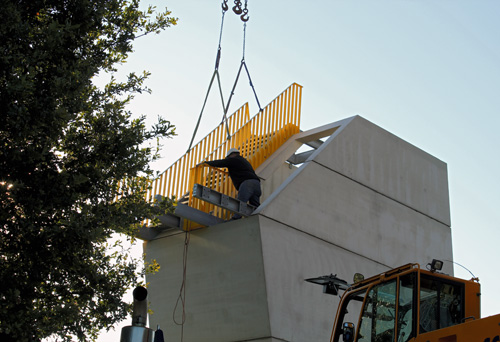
[146,83,302,229]
[145,103,250,204]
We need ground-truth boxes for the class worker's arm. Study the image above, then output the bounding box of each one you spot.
[205,159,232,168]
[195,160,228,168]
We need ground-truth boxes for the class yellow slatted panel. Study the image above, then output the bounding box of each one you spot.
[144,104,248,201]
[184,83,302,230]
[145,83,302,229]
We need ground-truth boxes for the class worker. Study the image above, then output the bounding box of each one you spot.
[200,148,261,219]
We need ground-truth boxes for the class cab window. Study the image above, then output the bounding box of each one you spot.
[333,288,368,342]
[397,274,415,342]
[354,273,416,342]
[357,280,397,342]
[419,275,464,334]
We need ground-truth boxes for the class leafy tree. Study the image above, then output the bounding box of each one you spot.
[0,1,177,341]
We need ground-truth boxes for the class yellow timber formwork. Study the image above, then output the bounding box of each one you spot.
[145,83,302,230]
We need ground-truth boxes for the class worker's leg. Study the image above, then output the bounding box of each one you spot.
[233,179,261,219]
[248,181,261,207]
[237,179,260,204]
[236,180,252,203]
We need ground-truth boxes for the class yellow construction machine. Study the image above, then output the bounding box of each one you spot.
[308,261,500,342]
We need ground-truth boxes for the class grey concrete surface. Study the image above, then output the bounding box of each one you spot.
[314,116,450,225]
[258,161,452,270]
[144,116,453,341]
[258,216,390,341]
[145,217,270,342]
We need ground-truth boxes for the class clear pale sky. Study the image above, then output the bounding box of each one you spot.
[98,0,500,340]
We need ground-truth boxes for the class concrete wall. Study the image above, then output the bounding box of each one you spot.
[145,115,453,341]
[145,217,271,342]
[313,116,450,226]
[252,115,452,340]
[260,162,297,202]
[258,216,390,341]
[258,161,452,270]
[257,116,452,270]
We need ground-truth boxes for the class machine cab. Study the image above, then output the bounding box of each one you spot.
[329,263,480,342]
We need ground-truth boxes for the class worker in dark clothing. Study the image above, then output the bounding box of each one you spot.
[200,148,261,219]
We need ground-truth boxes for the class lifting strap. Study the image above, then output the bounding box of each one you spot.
[187,2,231,152]
[224,23,263,118]
[225,0,263,118]
[187,0,263,153]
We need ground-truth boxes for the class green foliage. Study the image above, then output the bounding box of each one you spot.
[143,257,161,278]
[0,1,177,341]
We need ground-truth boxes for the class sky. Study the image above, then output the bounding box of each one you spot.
[97,0,500,340]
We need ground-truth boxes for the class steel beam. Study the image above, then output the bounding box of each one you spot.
[192,184,256,216]
[137,225,168,241]
[136,213,182,240]
[287,149,315,165]
[175,203,225,226]
[157,213,182,228]
[305,139,324,149]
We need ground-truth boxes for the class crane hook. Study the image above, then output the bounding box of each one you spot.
[232,0,243,15]
[221,0,228,12]
[240,8,249,22]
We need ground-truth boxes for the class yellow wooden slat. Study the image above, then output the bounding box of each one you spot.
[144,84,302,229]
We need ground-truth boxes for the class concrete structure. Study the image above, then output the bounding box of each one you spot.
[144,115,452,341]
